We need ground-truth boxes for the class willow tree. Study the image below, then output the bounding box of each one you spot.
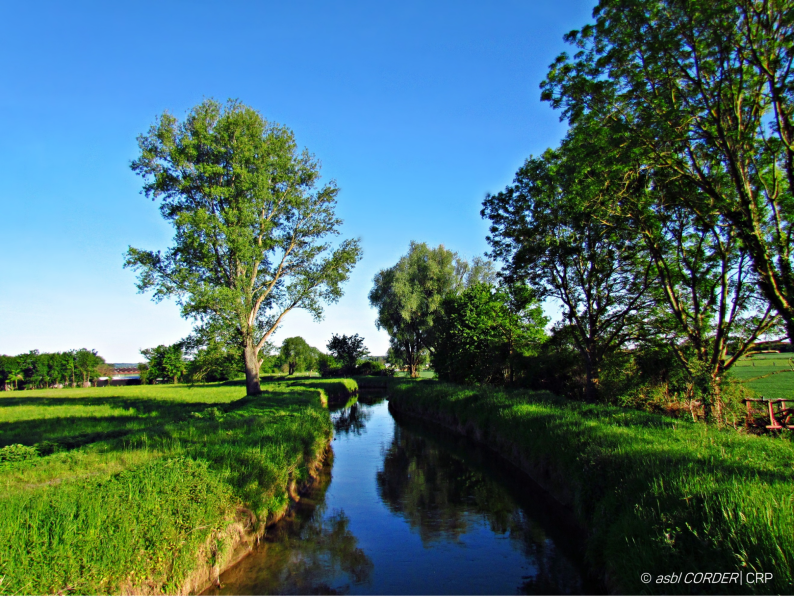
[125,99,362,395]
[369,242,494,378]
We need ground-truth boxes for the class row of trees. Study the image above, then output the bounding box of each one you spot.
[0,349,111,390]
[478,0,794,418]
[372,0,794,421]
[134,332,375,385]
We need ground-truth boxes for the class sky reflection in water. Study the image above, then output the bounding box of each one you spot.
[206,398,596,595]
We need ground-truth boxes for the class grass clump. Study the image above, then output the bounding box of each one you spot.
[0,380,345,595]
[389,380,794,594]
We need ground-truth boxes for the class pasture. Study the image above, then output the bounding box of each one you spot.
[0,380,345,595]
[731,352,794,398]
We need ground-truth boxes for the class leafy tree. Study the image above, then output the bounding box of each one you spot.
[138,362,150,385]
[180,321,246,382]
[433,282,548,385]
[141,344,185,384]
[73,349,105,386]
[621,172,782,418]
[482,148,652,402]
[327,334,369,370]
[0,356,22,391]
[317,352,340,376]
[369,242,494,378]
[125,98,362,395]
[541,0,794,341]
[277,336,318,375]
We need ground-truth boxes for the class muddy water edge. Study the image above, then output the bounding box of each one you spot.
[203,397,604,595]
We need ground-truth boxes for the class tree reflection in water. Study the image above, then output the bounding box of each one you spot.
[205,461,374,596]
[209,400,597,595]
[376,417,588,594]
[330,396,384,437]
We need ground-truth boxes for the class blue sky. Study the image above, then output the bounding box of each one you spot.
[0,0,595,361]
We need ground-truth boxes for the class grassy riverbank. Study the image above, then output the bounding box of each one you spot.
[0,379,356,595]
[389,380,794,594]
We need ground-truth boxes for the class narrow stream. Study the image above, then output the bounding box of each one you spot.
[205,397,600,595]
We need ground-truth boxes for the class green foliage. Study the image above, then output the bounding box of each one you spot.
[540,0,794,343]
[369,242,495,378]
[390,380,794,594]
[355,360,383,376]
[141,344,185,384]
[482,149,652,401]
[326,333,368,371]
[278,336,321,375]
[125,98,362,395]
[433,282,547,385]
[0,381,335,594]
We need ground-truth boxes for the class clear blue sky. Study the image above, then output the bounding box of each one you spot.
[0,0,595,362]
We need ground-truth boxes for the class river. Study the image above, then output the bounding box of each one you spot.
[204,397,600,595]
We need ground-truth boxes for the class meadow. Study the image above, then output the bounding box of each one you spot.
[730,352,794,398]
[389,380,794,594]
[0,379,354,595]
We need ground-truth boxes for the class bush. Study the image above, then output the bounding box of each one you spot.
[356,360,384,376]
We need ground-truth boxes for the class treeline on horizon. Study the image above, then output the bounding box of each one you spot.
[0,332,386,390]
[372,0,794,426]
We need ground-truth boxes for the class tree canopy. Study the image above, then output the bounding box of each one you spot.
[326,334,369,370]
[433,282,548,385]
[278,336,320,375]
[125,99,362,395]
[369,241,495,377]
[541,0,794,342]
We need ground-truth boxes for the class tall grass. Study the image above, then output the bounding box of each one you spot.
[0,379,355,595]
[389,380,794,594]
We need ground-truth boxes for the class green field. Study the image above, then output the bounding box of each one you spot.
[0,380,352,595]
[730,353,794,398]
[389,380,794,594]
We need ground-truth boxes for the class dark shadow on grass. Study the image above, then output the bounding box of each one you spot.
[0,387,321,452]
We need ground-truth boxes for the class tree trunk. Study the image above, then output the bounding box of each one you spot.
[583,353,599,403]
[409,363,418,378]
[244,340,262,396]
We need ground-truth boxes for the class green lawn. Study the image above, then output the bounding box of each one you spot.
[393,369,436,379]
[389,380,794,594]
[730,353,794,398]
[0,379,351,595]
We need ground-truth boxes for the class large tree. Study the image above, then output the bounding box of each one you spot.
[542,0,794,341]
[126,99,362,395]
[369,242,494,378]
[482,148,653,402]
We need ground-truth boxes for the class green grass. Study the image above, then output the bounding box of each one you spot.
[389,380,794,594]
[731,353,794,398]
[393,369,436,379]
[0,379,356,595]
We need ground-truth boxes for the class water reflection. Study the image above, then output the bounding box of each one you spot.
[330,400,376,437]
[378,414,592,594]
[205,459,374,595]
[207,399,598,595]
